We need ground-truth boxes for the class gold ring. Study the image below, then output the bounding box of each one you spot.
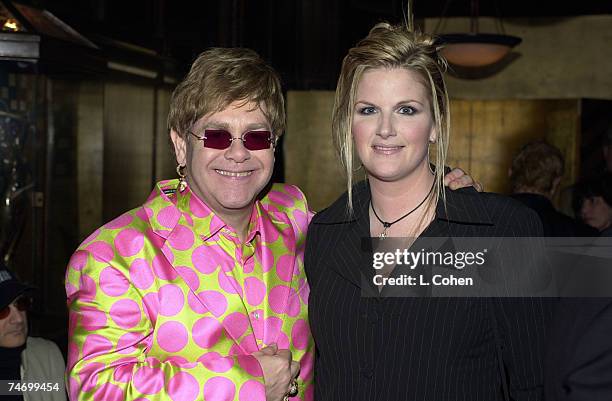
[288,379,299,397]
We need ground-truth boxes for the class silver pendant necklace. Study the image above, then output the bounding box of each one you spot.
[370,181,435,238]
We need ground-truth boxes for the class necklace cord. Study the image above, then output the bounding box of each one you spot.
[370,180,436,231]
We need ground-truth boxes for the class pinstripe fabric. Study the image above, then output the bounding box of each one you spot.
[305,181,555,401]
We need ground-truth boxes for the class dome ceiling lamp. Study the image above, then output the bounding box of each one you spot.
[435,0,522,68]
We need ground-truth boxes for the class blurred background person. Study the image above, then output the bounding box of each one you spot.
[509,140,597,237]
[573,173,612,236]
[0,269,66,401]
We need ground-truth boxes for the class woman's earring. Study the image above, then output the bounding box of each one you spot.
[176,164,187,192]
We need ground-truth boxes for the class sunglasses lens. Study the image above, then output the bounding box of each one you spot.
[0,296,31,319]
[243,131,273,150]
[203,130,232,149]
[15,296,32,311]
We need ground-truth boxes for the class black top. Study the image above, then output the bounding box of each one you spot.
[510,193,597,237]
[305,181,555,401]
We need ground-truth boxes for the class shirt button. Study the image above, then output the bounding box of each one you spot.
[253,312,260,319]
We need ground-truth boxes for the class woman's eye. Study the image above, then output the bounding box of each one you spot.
[398,106,417,115]
[358,106,376,115]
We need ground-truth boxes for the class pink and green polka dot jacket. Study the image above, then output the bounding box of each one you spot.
[65,179,314,401]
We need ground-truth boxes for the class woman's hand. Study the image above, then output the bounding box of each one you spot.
[252,344,300,401]
[444,167,483,192]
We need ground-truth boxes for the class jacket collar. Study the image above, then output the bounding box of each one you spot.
[144,179,268,243]
[313,180,494,227]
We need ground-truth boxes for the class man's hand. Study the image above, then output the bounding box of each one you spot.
[444,167,483,192]
[252,344,300,401]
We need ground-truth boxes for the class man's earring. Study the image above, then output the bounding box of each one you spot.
[176,164,187,192]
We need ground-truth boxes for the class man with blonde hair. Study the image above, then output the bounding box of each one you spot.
[509,140,596,237]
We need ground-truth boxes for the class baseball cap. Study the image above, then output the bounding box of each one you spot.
[0,269,35,310]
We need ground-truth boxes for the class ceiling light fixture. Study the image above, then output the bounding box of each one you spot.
[435,0,521,68]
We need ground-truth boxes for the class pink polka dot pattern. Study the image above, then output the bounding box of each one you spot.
[251,311,264,339]
[145,228,165,249]
[68,250,89,271]
[114,228,145,257]
[239,380,265,401]
[133,365,164,394]
[192,244,222,274]
[304,385,314,401]
[157,205,178,228]
[116,332,142,354]
[291,319,310,350]
[267,191,295,208]
[142,292,159,321]
[100,267,130,296]
[283,185,304,200]
[93,383,124,401]
[298,278,310,306]
[81,228,101,246]
[199,290,228,317]
[79,274,97,301]
[168,224,195,251]
[187,291,208,314]
[236,355,263,377]
[105,213,133,230]
[276,255,295,282]
[109,299,142,329]
[68,377,79,401]
[130,258,154,290]
[157,321,188,353]
[218,271,242,295]
[175,266,200,290]
[276,332,290,349]
[80,306,107,331]
[292,209,308,233]
[198,352,234,373]
[203,377,236,401]
[79,362,104,391]
[85,241,114,262]
[193,317,223,349]
[167,372,199,401]
[299,351,314,381]
[264,317,283,344]
[159,284,185,316]
[268,285,290,314]
[244,277,266,306]
[238,336,258,354]
[152,254,178,280]
[285,288,302,317]
[135,207,150,222]
[256,245,275,272]
[189,194,209,218]
[65,181,313,401]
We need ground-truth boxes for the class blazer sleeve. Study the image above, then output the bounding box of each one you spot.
[65,249,266,401]
[490,205,554,401]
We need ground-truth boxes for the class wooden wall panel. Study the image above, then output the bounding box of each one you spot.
[103,83,154,221]
[285,91,351,212]
[155,88,176,182]
[285,92,580,211]
[77,81,104,240]
[447,99,580,197]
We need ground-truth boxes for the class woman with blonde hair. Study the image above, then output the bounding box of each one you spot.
[305,22,553,401]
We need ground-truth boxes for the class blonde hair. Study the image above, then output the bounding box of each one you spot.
[332,22,450,214]
[168,47,285,140]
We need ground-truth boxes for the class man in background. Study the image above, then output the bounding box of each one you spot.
[509,140,597,237]
[0,269,66,401]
